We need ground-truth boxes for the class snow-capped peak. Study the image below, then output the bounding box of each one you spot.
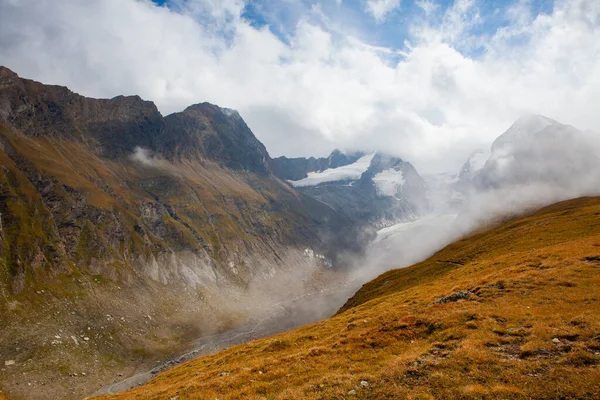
[492,114,557,152]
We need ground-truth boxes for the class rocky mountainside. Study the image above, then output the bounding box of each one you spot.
[0,67,359,400]
[0,66,351,291]
[275,150,429,229]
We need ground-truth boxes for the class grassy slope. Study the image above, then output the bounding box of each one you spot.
[98,197,600,399]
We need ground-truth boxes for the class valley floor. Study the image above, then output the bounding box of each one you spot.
[95,197,600,399]
[91,280,355,396]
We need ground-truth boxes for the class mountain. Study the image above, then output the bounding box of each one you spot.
[96,196,600,400]
[276,151,429,229]
[272,149,364,181]
[459,115,600,190]
[162,103,272,174]
[0,67,363,400]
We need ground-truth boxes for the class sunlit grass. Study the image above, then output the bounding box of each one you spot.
[97,197,600,399]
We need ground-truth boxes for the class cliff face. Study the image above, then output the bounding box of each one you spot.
[0,67,353,400]
[163,103,272,174]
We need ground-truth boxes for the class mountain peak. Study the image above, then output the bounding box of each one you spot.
[511,113,556,131]
[181,102,241,119]
[164,101,271,174]
[492,114,558,153]
[0,65,19,79]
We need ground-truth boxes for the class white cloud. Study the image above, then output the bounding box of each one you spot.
[0,0,599,174]
[364,0,402,22]
[415,0,439,16]
[415,0,438,16]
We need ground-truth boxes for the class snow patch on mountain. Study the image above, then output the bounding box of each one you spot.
[288,153,376,187]
[372,169,405,197]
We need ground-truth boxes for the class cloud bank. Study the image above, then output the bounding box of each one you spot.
[1,0,599,173]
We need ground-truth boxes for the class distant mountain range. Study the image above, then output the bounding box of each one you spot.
[274,151,428,229]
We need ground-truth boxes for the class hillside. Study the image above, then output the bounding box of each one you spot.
[98,196,600,399]
[0,67,358,400]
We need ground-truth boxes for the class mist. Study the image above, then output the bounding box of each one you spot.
[176,115,600,335]
[349,116,600,288]
[102,115,600,396]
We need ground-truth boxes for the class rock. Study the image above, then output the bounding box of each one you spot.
[552,338,561,343]
[348,390,357,395]
[81,372,86,376]
[360,380,369,387]
[435,290,472,304]
[4,360,15,366]
[484,282,505,290]
[83,337,90,341]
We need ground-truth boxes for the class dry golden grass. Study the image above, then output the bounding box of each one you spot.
[97,197,600,400]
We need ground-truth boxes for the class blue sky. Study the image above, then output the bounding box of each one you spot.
[151,0,554,57]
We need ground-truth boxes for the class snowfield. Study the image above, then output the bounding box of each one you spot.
[288,153,375,187]
[372,169,405,197]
